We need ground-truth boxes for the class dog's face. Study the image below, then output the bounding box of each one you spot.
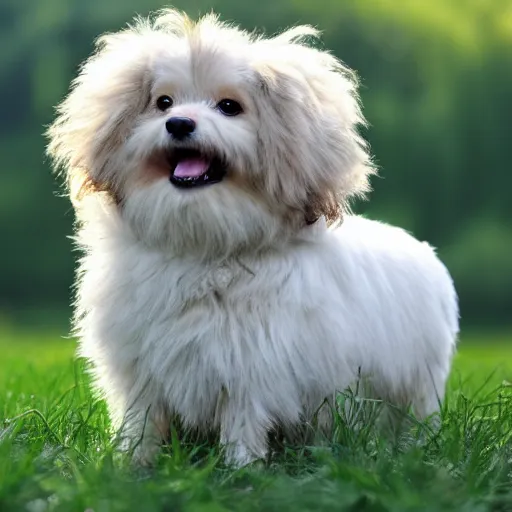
[48,10,373,258]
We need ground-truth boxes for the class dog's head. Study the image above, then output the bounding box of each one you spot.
[47,9,374,258]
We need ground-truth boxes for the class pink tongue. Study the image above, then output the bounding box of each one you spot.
[173,158,210,178]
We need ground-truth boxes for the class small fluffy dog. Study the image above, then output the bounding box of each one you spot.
[47,9,459,467]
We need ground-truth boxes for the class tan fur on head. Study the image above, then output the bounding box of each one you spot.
[47,8,374,254]
[47,24,155,206]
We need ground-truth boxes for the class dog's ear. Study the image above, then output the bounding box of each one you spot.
[304,192,340,225]
[47,31,153,207]
[251,30,374,225]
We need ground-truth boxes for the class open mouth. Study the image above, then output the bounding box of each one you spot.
[168,148,227,188]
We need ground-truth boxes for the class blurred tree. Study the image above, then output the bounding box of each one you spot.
[1,0,510,327]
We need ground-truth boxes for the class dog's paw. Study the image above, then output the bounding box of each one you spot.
[224,441,264,469]
[130,442,160,468]
[115,433,160,469]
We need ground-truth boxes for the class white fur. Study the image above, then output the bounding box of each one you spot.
[47,9,459,466]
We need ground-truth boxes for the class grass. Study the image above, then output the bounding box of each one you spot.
[1,328,512,511]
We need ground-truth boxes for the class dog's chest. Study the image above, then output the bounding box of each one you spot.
[82,241,344,424]
[94,253,273,405]
[112,255,242,344]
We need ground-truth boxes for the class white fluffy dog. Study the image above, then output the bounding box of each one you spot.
[47,9,459,467]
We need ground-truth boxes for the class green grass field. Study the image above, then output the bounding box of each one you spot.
[1,328,511,511]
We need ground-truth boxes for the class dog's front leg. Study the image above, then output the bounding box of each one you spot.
[217,391,270,467]
[117,403,169,467]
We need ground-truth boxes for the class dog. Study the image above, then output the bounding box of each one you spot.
[47,8,459,467]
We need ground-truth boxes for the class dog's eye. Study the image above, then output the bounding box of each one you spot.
[156,95,173,111]
[217,99,243,117]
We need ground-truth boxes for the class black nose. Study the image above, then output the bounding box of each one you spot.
[165,117,196,140]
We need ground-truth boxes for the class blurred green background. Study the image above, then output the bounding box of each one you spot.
[1,0,511,332]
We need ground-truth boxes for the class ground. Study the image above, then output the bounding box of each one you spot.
[0,327,511,511]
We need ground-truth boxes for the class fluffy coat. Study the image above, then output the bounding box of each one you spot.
[47,9,459,466]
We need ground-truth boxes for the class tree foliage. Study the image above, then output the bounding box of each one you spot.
[1,0,510,326]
